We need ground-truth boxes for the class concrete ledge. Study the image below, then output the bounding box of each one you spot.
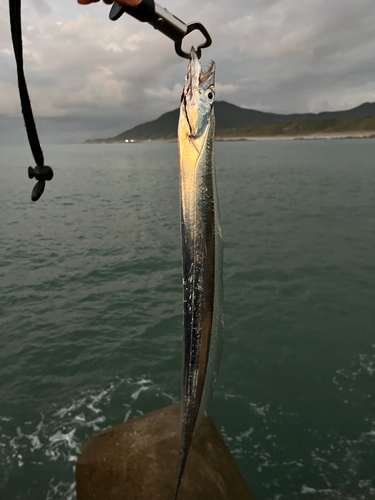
[76,403,255,500]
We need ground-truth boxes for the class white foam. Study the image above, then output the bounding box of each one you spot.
[46,479,76,500]
[49,429,79,450]
[85,416,106,431]
[235,428,254,442]
[130,378,153,401]
[55,400,85,419]
[161,391,178,402]
[249,402,270,416]
[0,375,205,498]
[86,403,101,414]
[301,485,316,494]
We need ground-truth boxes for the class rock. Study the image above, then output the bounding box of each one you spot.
[76,403,255,500]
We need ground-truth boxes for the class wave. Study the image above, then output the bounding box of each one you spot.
[1,376,178,500]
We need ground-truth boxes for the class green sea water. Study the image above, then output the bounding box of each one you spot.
[1,140,374,500]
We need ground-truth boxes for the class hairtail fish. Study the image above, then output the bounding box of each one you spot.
[174,46,224,499]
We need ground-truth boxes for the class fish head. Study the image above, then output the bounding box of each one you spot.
[181,47,215,139]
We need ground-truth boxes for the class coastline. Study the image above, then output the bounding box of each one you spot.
[86,131,375,144]
[215,131,375,142]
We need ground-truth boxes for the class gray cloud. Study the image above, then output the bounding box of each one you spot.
[30,0,51,15]
[1,0,375,144]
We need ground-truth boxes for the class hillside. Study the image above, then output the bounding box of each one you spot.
[220,116,375,138]
[87,101,375,142]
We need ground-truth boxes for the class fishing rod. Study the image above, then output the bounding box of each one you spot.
[9,0,54,202]
[9,0,212,201]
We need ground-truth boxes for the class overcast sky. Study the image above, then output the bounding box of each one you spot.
[1,0,375,144]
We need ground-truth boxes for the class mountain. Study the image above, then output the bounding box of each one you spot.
[221,116,375,139]
[87,101,375,142]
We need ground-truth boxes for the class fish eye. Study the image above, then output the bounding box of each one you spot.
[205,88,215,102]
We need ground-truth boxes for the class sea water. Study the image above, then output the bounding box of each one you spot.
[1,140,374,500]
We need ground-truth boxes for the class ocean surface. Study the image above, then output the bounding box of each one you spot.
[1,140,374,500]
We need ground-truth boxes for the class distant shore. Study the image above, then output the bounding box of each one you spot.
[216,131,375,141]
[85,101,375,144]
[86,131,375,145]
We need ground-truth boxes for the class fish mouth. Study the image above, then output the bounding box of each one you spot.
[182,47,215,138]
[185,48,215,99]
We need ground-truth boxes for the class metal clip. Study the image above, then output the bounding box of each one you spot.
[109,1,212,59]
[174,22,212,60]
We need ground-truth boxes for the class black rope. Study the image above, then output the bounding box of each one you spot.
[9,0,53,201]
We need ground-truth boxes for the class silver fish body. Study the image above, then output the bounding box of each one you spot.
[174,47,223,498]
